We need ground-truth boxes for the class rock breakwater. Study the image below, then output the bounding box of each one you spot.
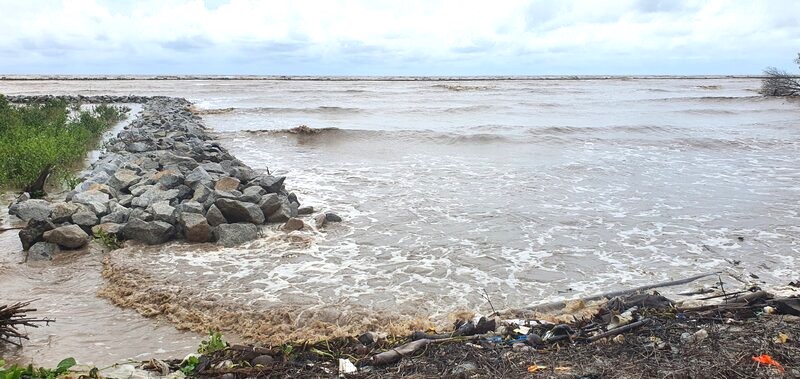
[8,96,338,258]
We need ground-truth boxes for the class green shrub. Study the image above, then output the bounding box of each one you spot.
[0,96,128,193]
[0,357,76,379]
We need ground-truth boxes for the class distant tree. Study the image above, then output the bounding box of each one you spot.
[761,52,800,96]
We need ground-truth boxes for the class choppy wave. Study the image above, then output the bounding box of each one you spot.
[431,84,494,91]
[196,105,363,116]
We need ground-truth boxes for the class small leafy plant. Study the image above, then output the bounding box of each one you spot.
[0,357,76,379]
[179,356,200,376]
[93,228,121,251]
[198,330,228,355]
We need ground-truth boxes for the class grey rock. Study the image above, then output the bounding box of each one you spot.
[107,169,141,191]
[266,202,294,223]
[152,169,185,189]
[205,205,227,226]
[71,208,99,227]
[191,184,213,204]
[215,198,265,224]
[130,184,153,197]
[201,162,225,173]
[118,194,133,207]
[131,187,180,208]
[180,213,211,243]
[29,242,61,261]
[8,199,53,222]
[175,201,204,215]
[214,223,259,247]
[147,201,177,224]
[282,218,305,232]
[121,219,175,245]
[185,166,213,187]
[298,205,314,215]
[326,212,343,222]
[257,175,286,193]
[258,194,282,218]
[50,202,80,223]
[92,223,122,235]
[100,211,128,224]
[214,189,242,200]
[231,166,256,182]
[43,225,90,249]
[128,208,154,222]
[175,184,193,200]
[241,186,266,203]
[72,190,110,215]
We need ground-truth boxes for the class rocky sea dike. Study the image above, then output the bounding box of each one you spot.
[8,96,338,259]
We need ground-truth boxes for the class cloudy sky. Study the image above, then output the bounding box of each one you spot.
[0,0,798,75]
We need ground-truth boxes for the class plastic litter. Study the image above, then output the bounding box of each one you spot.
[752,354,784,373]
[338,358,357,375]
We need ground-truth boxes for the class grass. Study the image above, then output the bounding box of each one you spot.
[0,95,128,195]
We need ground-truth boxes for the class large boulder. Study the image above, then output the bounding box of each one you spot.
[28,242,61,261]
[50,202,80,223]
[205,205,226,226]
[72,189,110,215]
[8,199,53,222]
[241,186,266,203]
[214,223,259,247]
[266,200,297,223]
[258,194,282,218]
[71,207,99,228]
[121,219,175,245]
[131,186,181,208]
[215,198,265,224]
[185,166,213,188]
[107,168,141,191]
[147,201,177,224]
[180,213,211,243]
[152,169,185,189]
[43,225,90,249]
[255,175,286,194]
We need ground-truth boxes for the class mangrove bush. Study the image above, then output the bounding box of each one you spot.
[0,96,128,195]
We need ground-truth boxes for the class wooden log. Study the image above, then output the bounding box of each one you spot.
[522,272,720,314]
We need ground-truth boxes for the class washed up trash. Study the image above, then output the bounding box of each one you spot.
[773,332,789,344]
[338,358,357,375]
[608,307,637,329]
[680,329,708,344]
[543,324,574,342]
[752,354,784,373]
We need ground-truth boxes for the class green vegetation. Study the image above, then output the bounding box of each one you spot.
[197,330,228,355]
[0,358,76,379]
[0,96,128,196]
[93,228,122,251]
[179,331,230,375]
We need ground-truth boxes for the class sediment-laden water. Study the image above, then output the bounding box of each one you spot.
[1,78,799,364]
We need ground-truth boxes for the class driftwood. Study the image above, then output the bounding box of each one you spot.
[524,272,719,314]
[23,165,53,196]
[370,337,473,366]
[0,300,54,346]
[587,318,652,342]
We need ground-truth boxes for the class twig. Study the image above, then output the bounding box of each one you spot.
[587,318,652,342]
[481,288,498,316]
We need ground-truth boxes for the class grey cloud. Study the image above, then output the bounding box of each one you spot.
[161,35,214,51]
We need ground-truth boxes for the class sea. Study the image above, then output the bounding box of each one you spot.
[1,77,798,364]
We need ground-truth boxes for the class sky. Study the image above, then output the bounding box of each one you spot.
[0,0,798,76]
